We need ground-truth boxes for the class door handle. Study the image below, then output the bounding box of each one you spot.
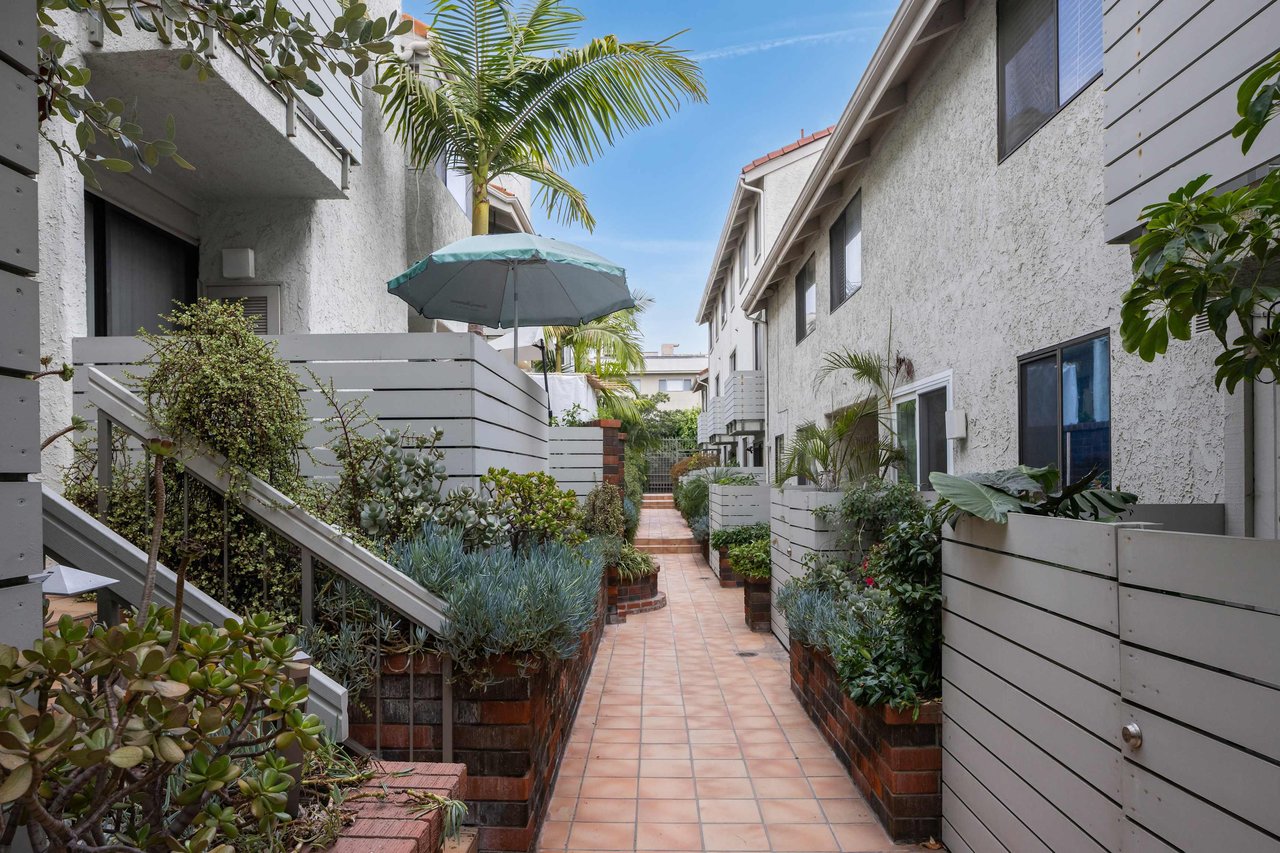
[1121,722,1143,749]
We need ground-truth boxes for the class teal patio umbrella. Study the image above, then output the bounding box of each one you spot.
[388,233,633,365]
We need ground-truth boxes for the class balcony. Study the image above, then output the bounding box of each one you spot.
[722,371,766,434]
[81,0,361,201]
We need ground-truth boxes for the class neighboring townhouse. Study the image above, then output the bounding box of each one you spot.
[694,129,830,466]
[630,344,707,411]
[735,0,1280,536]
[33,3,533,477]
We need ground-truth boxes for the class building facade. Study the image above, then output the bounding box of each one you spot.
[728,0,1278,534]
[631,344,707,411]
[694,130,830,466]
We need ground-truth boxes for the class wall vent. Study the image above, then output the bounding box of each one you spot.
[1192,311,1212,336]
[204,283,281,334]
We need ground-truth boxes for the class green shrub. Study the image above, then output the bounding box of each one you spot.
[728,538,771,580]
[594,536,658,583]
[0,609,324,851]
[669,452,717,489]
[482,468,584,552]
[623,442,646,506]
[583,483,625,538]
[621,497,639,542]
[821,479,925,552]
[713,471,759,486]
[137,299,307,495]
[689,514,709,545]
[395,528,602,680]
[709,522,769,551]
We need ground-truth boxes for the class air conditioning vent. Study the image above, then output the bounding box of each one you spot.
[1193,311,1212,336]
[204,284,280,334]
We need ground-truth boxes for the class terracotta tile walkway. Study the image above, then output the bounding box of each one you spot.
[538,500,910,852]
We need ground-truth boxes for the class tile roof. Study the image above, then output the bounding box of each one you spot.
[741,126,835,174]
[406,14,430,37]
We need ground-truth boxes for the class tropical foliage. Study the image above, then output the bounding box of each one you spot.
[709,522,769,551]
[930,465,1137,524]
[777,338,913,488]
[728,538,771,581]
[0,609,324,851]
[36,0,407,187]
[377,0,706,234]
[818,480,924,553]
[1120,52,1280,391]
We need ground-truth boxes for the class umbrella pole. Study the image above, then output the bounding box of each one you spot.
[510,263,519,367]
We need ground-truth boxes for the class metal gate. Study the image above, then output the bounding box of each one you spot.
[644,437,696,493]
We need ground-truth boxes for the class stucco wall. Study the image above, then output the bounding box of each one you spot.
[763,0,1223,504]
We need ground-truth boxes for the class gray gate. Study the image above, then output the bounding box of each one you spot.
[644,437,696,493]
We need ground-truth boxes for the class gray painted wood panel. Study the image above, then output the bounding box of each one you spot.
[943,708,1113,853]
[0,168,37,274]
[942,614,1120,743]
[942,755,1039,853]
[0,61,37,175]
[0,268,38,372]
[1103,0,1280,240]
[1121,762,1280,852]
[0,375,39,474]
[0,481,40,581]
[1119,526,1280,606]
[947,514,1118,575]
[0,581,42,652]
[0,1,37,74]
[941,783,1011,853]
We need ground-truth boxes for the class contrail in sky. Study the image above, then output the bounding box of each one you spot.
[692,25,885,61]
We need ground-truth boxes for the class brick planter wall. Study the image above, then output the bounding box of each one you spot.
[329,761,467,853]
[606,566,667,621]
[743,578,770,632]
[586,419,624,487]
[348,575,607,853]
[716,547,744,588]
[789,641,941,842]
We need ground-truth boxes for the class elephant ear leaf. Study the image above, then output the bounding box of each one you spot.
[929,472,1027,523]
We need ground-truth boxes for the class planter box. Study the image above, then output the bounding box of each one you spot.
[708,478,769,532]
[743,578,771,632]
[789,640,940,842]
[715,546,744,588]
[606,566,666,621]
[769,488,846,646]
[348,574,607,853]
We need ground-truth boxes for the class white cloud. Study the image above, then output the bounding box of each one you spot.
[693,25,884,61]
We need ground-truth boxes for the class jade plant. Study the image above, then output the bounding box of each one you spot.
[0,610,324,851]
[482,468,584,553]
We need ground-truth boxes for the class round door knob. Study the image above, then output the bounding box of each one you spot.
[1121,722,1143,749]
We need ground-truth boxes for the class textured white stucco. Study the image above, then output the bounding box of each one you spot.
[762,0,1224,504]
[36,3,470,479]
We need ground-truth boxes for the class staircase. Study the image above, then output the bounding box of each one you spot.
[635,493,702,554]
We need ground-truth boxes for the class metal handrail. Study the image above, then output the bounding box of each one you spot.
[84,367,455,761]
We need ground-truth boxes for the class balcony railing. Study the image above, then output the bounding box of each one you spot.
[722,371,766,434]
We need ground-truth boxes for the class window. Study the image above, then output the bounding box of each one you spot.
[828,192,863,310]
[774,434,784,479]
[738,244,749,290]
[753,322,764,370]
[660,378,692,392]
[85,194,198,337]
[729,350,737,373]
[752,207,762,259]
[720,289,727,328]
[895,382,950,489]
[729,273,736,309]
[714,374,721,397]
[997,0,1102,158]
[795,255,816,342]
[1019,332,1111,483]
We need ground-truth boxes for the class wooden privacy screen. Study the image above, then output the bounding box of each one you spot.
[941,514,1280,853]
[72,332,550,490]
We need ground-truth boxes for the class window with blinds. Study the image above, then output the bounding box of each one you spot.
[795,255,817,342]
[828,191,862,311]
[998,0,1101,158]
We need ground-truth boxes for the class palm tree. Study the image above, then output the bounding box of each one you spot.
[542,290,652,375]
[378,0,706,235]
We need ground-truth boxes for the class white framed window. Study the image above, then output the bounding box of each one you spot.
[753,207,762,259]
[660,378,693,393]
[738,244,749,290]
[892,371,953,490]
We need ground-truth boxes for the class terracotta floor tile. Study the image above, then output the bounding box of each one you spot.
[537,504,892,853]
[635,821,703,850]
[697,798,762,823]
[637,797,700,822]
[700,822,771,851]
[767,822,841,852]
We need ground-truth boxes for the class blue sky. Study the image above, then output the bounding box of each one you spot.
[406,1,896,353]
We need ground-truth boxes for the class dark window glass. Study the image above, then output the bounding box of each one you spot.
[795,256,816,342]
[829,193,863,310]
[919,387,948,486]
[753,208,762,258]
[1019,334,1111,483]
[86,194,198,337]
[998,0,1056,157]
[753,322,764,370]
[896,399,918,487]
[729,350,737,372]
[1020,355,1060,469]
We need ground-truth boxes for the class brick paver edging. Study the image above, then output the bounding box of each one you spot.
[329,760,467,853]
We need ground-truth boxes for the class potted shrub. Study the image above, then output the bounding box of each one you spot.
[708,523,769,588]
[729,537,772,632]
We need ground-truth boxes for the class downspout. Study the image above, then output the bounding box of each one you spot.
[739,177,766,469]
[749,310,769,477]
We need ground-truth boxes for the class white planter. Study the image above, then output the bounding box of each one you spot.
[768,487,847,646]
